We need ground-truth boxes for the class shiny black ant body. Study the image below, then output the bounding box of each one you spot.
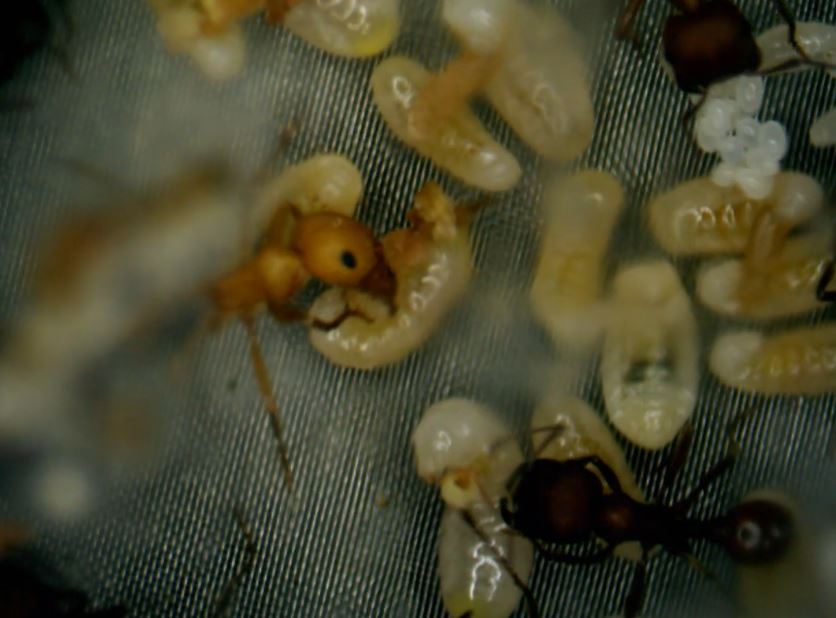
[0,554,126,618]
[500,413,795,618]
[1,1,72,89]
[617,0,835,96]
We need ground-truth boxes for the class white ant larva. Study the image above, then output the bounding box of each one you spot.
[757,21,836,74]
[370,56,522,192]
[281,0,400,58]
[307,182,474,370]
[531,395,644,561]
[530,171,624,350]
[697,230,832,320]
[429,0,593,162]
[648,171,823,256]
[601,261,699,450]
[412,398,534,618]
[710,325,836,395]
[149,0,248,80]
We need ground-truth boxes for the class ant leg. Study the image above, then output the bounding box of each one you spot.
[460,510,541,618]
[623,551,648,618]
[615,0,648,42]
[771,0,836,71]
[816,258,835,302]
[242,316,294,488]
[529,423,568,458]
[532,539,614,565]
[572,455,624,495]
[682,91,707,131]
[674,407,755,512]
[212,509,257,618]
[654,421,694,502]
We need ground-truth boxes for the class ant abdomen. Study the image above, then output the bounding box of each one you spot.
[709,499,794,564]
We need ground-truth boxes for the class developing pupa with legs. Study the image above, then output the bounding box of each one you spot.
[530,171,624,351]
[710,325,836,395]
[307,182,475,370]
[600,260,699,450]
[412,399,535,618]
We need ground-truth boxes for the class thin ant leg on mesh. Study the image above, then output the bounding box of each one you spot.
[623,549,649,618]
[212,509,257,618]
[243,316,294,488]
[459,509,541,618]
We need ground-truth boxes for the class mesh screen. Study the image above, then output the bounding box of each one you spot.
[0,1,834,617]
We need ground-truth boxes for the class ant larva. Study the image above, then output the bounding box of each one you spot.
[150,0,399,79]
[500,410,795,618]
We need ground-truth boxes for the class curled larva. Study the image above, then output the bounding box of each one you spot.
[530,171,624,350]
[648,172,823,255]
[710,326,836,395]
[412,398,533,618]
[249,154,363,242]
[601,261,699,450]
[283,0,400,58]
[480,1,594,162]
[307,183,473,370]
[370,55,521,192]
[412,398,522,508]
[437,501,533,618]
[697,232,832,320]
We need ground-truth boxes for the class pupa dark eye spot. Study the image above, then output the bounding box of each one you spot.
[341,251,357,269]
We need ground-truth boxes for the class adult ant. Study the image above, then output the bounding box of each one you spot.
[616,0,836,95]
[500,411,795,617]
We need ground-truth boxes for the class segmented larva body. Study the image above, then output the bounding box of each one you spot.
[711,326,836,395]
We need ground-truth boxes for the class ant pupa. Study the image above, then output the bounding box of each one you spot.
[697,229,833,320]
[307,182,475,370]
[601,260,698,450]
[423,0,593,162]
[530,171,624,351]
[648,171,823,256]
[710,324,836,395]
[370,56,521,192]
[531,395,645,561]
[501,409,796,618]
[412,399,535,618]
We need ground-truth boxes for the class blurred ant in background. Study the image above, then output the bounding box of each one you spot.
[500,410,795,617]
[616,0,836,98]
[1,2,73,89]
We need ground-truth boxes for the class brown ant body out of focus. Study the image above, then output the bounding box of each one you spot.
[616,0,834,96]
[500,415,795,618]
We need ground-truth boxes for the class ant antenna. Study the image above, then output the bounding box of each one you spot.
[212,509,257,618]
[459,510,541,618]
[243,316,294,489]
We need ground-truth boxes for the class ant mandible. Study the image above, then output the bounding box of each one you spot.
[616,0,834,94]
[500,411,794,618]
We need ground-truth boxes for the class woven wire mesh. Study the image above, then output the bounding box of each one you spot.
[0,0,834,617]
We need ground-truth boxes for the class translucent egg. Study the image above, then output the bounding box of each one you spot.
[735,167,775,200]
[757,121,789,160]
[710,162,737,187]
[734,116,759,148]
[734,76,765,114]
[718,135,746,164]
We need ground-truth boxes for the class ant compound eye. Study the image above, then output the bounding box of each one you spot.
[736,520,761,551]
[293,213,378,287]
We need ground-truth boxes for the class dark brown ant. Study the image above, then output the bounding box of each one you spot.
[616,0,836,97]
[500,412,795,618]
[0,553,127,618]
[1,2,72,87]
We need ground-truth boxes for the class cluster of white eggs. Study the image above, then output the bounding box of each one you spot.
[694,76,788,200]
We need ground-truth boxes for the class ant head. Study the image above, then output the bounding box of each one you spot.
[662,0,761,93]
[720,498,794,564]
[292,213,379,287]
[504,459,603,544]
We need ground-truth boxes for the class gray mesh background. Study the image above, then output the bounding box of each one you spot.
[0,1,834,617]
